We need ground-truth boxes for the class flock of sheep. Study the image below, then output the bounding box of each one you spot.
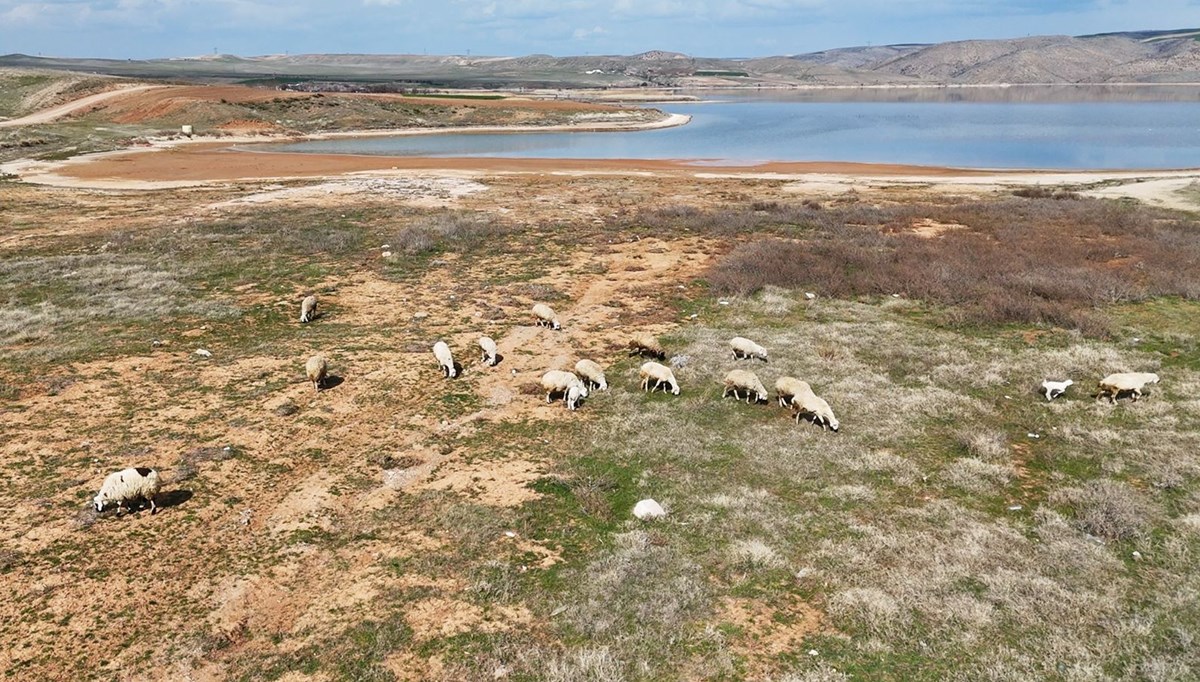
[89,294,1164,516]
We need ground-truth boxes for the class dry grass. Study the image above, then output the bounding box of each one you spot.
[696,196,1200,334]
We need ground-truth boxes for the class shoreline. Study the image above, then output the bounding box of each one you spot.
[3,110,1199,212]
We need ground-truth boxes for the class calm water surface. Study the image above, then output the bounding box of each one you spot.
[266,90,1200,170]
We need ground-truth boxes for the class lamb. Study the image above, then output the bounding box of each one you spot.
[479,336,499,366]
[628,333,666,360]
[94,467,162,515]
[299,294,318,323]
[305,355,328,392]
[722,369,768,404]
[1041,379,1073,401]
[574,359,608,391]
[639,361,680,395]
[730,336,768,362]
[433,341,457,378]
[541,370,588,409]
[532,303,561,330]
[792,392,840,432]
[774,376,814,408]
[1096,372,1159,403]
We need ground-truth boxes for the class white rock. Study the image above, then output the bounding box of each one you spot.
[805,292,816,299]
[633,498,666,520]
[194,348,212,358]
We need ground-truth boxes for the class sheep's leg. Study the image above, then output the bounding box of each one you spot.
[546,391,553,404]
[149,495,158,515]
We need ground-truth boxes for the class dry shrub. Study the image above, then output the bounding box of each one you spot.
[704,197,1200,333]
[542,647,626,682]
[394,211,501,254]
[1052,479,1154,542]
[956,429,1008,462]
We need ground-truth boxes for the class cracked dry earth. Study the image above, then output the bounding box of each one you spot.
[0,173,731,681]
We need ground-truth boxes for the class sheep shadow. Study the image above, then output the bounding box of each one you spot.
[490,353,505,367]
[319,375,345,391]
[157,489,194,510]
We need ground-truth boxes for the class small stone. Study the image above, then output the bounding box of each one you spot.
[1132,550,1143,561]
[805,292,816,299]
[633,499,666,520]
[194,348,212,358]
[1007,505,1023,511]
[412,312,429,320]
[807,649,819,656]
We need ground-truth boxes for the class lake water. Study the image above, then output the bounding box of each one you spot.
[265,88,1200,170]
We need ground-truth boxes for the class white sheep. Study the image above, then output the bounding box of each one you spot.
[305,355,328,392]
[1096,372,1159,403]
[639,361,680,395]
[774,376,814,408]
[730,336,768,362]
[1041,379,1073,401]
[299,294,318,323]
[479,336,499,366]
[565,382,587,411]
[541,370,588,409]
[94,467,162,515]
[532,303,561,330]
[433,341,457,378]
[574,359,608,391]
[792,392,840,432]
[722,369,768,404]
[628,333,666,360]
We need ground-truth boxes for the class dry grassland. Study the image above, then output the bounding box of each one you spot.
[1,172,1199,682]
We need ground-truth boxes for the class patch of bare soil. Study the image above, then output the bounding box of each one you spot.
[718,596,826,678]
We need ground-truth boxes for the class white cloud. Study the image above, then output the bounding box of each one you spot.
[572,25,606,39]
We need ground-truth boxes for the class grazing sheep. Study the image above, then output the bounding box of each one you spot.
[479,336,498,366]
[305,355,328,392]
[1041,379,1073,401]
[542,370,588,409]
[730,336,768,362]
[94,467,162,515]
[299,294,318,323]
[628,333,666,360]
[532,303,561,330]
[565,382,587,411]
[1096,372,1159,403]
[574,359,608,391]
[774,376,814,408]
[639,361,680,395]
[723,369,768,404]
[792,392,839,432]
[433,341,457,378]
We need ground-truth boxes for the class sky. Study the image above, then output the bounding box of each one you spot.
[1,0,1199,60]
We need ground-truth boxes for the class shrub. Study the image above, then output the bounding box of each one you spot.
[703,196,1200,333]
[394,211,501,254]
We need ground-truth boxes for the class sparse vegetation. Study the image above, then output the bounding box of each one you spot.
[2,176,1199,682]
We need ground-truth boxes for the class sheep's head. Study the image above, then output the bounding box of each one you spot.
[93,492,109,512]
[828,417,840,432]
[671,383,681,396]
[552,320,561,330]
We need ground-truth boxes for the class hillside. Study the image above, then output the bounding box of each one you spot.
[5,28,1200,88]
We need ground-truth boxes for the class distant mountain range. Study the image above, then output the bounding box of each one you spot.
[4,28,1200,88]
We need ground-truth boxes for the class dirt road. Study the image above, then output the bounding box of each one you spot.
[0,84,165,127]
